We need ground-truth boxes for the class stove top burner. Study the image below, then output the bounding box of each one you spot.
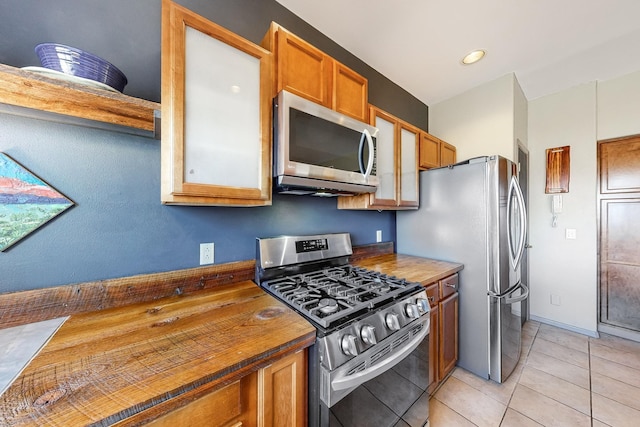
[260,265,421,330]
[318,298,339,314]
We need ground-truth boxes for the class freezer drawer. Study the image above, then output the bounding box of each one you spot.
[489,282,529,383]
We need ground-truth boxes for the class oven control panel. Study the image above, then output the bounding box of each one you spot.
[296,238,328,253]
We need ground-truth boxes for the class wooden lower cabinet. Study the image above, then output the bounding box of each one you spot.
[145,350,306,427]
[258,349,307,427]
[439,292,459,378]
[424,274,459,394]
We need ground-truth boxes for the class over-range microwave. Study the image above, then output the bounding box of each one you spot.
[273,90,379,196]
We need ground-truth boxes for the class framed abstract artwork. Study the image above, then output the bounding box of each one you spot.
[0,153,75,251]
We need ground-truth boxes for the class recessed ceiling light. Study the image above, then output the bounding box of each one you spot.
[462,50,486,65]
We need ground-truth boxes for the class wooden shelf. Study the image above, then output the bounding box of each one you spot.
[0,64,160,137]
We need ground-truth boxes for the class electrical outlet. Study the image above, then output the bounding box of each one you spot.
[200,242,214,265]
[550,294,561,306]
[565,228,577,240]
[376,230,382,243]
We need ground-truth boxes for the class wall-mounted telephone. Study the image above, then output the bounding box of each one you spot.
[552,195,563,213]
[551,195,562,227]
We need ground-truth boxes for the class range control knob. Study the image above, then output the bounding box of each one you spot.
[360,324,377,345]
[385,313,401,331]
[416,298,430,314]
[405,303,420,319]
[340,334,358,356]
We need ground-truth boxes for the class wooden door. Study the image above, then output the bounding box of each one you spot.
[599,136,640,332]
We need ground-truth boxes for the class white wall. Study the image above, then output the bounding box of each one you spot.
[429,74,517,161]
[528,83,598,334]
[430,69,640,337]
[597,70,640,140]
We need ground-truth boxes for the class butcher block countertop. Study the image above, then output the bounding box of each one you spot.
[0,281,315,426]
[354,254,464,285]
[0,252,461,425]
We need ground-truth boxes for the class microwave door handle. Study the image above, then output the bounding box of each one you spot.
[358,131,366,174]
[362,128,374,177]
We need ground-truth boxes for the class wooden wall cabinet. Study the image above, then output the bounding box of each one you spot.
[440,140,457,167]
[143,350,306,427]
[337,105,419,210]
[161,0,272,206]
[261,22,368,122]
[419,132,457,170]
[424,274,459,394]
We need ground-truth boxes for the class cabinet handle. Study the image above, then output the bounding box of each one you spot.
[445,283,456,288]
[428,296,435,302]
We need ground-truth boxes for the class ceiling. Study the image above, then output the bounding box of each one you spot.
[275,0,640,106]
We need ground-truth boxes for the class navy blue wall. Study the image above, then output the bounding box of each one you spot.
[0,0,427,293]
[0,114,396,292]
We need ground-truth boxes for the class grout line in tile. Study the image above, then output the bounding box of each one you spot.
[588,338,593,426]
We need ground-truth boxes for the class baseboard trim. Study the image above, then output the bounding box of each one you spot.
[529,315,599,338]
[598,323,640,343]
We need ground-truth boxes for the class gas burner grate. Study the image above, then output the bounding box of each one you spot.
[260,264,422,329]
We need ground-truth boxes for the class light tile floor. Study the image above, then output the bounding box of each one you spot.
[430,321,640,427]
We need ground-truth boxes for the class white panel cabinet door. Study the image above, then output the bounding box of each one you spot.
[161,0,272,206]
[399,124,419,208]
[369,108,398,207]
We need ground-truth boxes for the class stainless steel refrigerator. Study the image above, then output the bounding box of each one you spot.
[397,155,528,383]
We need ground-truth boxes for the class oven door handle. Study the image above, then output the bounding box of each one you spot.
[331,318,429,391]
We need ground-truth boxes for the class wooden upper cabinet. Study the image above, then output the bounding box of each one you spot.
[419,132,441,169]
[161,0,272,206]
[419,132,456,169]
[333,62,368,121]
[338,105,418,210]
[398,122,420,208]
[440,140,457,167]
[262,22,368,122]
[270,26,332,107]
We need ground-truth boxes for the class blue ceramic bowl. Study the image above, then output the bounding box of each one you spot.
[35,43,128,92]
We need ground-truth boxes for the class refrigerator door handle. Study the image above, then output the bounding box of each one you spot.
[504,283,529,304]
[507,175,527,270]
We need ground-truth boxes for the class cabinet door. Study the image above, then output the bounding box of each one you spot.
[145,377,254,427]
[368,107,397,207]
[258,350,307,427]
[276,28,332,108]
[439,292,459,379]
[419,132,441,170]
[398,123,419,207]
[161,0,272,206]
[333,62,368,121]
[441,141,457,167]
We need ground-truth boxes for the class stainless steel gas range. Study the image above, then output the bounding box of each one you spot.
[255,233,431,427]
